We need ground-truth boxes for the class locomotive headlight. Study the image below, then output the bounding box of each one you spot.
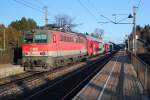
[23,52,28,56]
[40,51,47,56]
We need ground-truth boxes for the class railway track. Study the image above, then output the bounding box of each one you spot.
[0,72,42,86]
[0,53,110,100]
[23,52,115,100]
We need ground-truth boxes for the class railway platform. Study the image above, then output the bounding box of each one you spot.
[73,50,148,100]
[0,64,24,79]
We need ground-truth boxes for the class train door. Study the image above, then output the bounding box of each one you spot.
[89,41,93,56]
[93,42,96,55]
[52,33,61,57]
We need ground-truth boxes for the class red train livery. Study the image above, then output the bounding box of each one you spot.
[22,29,108,71]
[86,36,100,56]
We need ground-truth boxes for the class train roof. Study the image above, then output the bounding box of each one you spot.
[86,35,103,42]
[25,29,86,37]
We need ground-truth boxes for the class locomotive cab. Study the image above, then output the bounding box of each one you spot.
[22,30,53,71]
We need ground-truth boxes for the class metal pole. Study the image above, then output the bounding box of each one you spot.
[44,6,48,26]
[133,6,137,55]
[128,38,130,51]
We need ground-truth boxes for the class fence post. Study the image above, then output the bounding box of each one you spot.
[144,64,147,94]
[136,58,138,78]
[0,51,3,63]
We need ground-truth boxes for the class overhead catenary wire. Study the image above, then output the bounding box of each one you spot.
[23,0,58,15]
[13,0,44,13]
[137,0,142,8]
[35,0,46,6]
[13,0,58,25]
[87,0,101,15]
[83,0,109,27]
[116,17,129,23]
[100,15,116,24]
[34,0,62,14]
[87,0,121,25]
[137,0,143,12]
[77,0,99,22]
[22,0,43,10]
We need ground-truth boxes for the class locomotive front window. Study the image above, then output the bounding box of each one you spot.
[24,34,33,43]
[34,34,47,43]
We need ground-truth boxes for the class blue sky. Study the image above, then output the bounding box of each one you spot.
[0,0,149,43]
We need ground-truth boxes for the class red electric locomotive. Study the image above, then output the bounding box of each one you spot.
[22,29,87,71]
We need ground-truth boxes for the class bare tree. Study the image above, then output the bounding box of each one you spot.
[93,28,104,39]
[54,14,76,32]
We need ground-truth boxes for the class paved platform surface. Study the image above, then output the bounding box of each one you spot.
[0,64,24,79]
[73,51,148,100]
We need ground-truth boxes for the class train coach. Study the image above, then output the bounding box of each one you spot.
[104,42,110,53]
[86,36,105,56]
[22,29,107,71]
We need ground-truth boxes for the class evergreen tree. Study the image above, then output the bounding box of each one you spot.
[9,17,37,31]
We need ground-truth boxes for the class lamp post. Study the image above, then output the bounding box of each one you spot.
[113,7,137,55]
[131,6,137,55]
